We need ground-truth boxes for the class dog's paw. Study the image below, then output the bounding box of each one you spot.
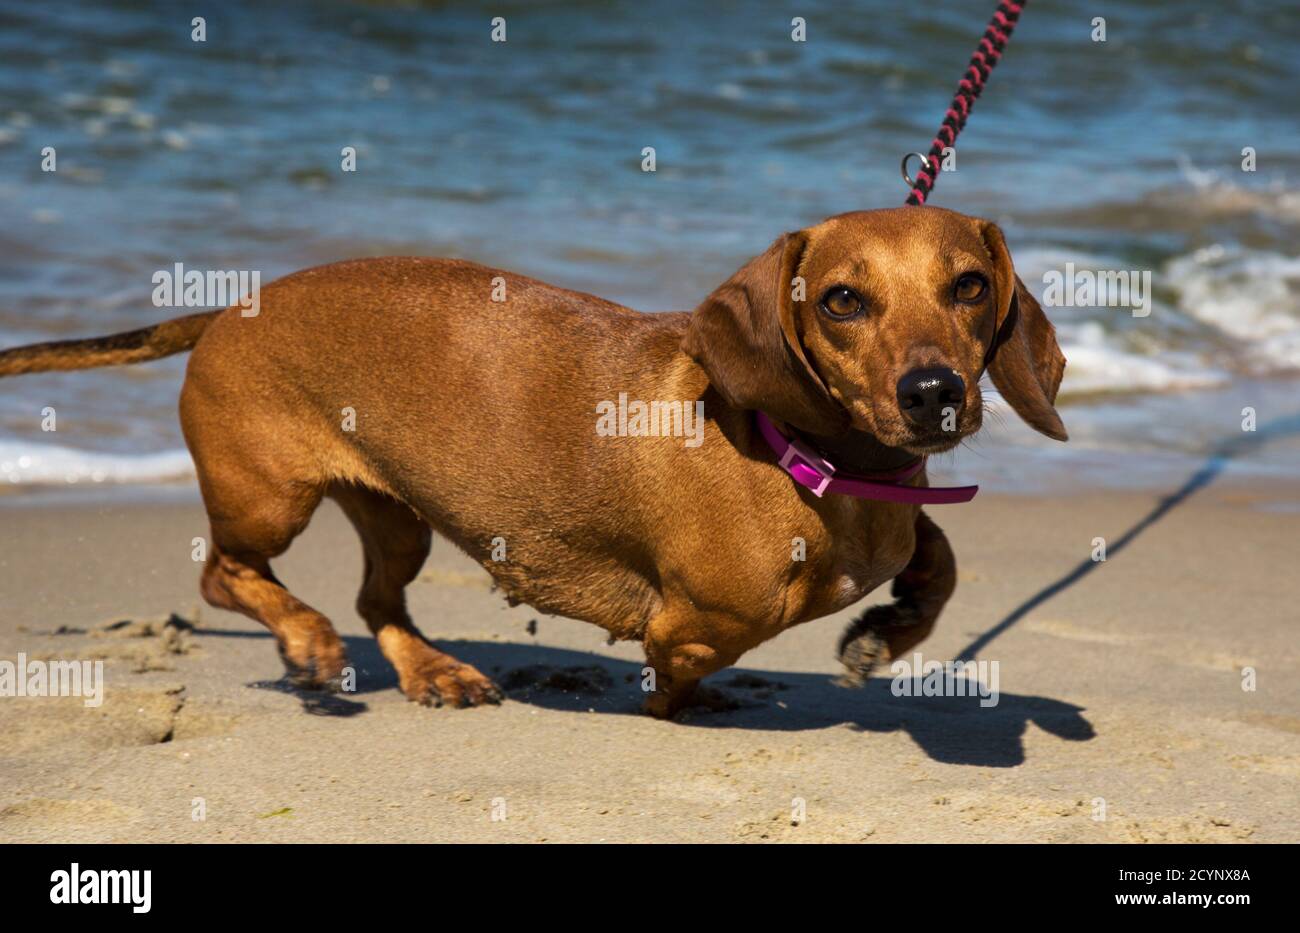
[642,682,750,720]
[834,603,922,688]
[278,629,350,692]
[642,684,702,719]
[401,657,504,709]
[642,690,678,720]
[834,630,887,689]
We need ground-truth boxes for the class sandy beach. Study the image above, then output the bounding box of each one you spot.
[0,0,1297,861]
[2,478,1296,843]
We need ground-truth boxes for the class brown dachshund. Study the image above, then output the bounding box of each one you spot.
[0,206,1065,717]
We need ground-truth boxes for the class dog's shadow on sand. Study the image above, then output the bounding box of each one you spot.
[216,631,1092,768]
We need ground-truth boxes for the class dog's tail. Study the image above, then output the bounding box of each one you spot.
[0,309,221,377]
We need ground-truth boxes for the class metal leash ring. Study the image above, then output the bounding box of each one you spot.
[900,151,932,189]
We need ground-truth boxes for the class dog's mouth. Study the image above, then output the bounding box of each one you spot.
[871,417,977,456]
[845,395,981,458]
[878,415,977,460]
[898,398,984,456]
[901,432,965,455]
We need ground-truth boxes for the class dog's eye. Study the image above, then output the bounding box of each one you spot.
[954,274,988,304]
[820,286,863,318]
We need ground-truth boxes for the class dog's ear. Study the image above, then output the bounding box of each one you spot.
[979,222,1068,441]
[682,232,847,435]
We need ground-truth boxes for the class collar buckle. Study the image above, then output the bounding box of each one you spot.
[777,437,836,497]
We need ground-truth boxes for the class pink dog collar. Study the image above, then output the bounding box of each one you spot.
[754,411,978,505]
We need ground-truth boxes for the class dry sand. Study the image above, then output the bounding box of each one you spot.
[1,480,1297,843]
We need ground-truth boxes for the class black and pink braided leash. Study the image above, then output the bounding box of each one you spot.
[903,0,1027,206]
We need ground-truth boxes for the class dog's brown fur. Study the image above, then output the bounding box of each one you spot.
[0,207,1065,717]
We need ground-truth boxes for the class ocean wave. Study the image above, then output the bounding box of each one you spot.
[1012,244,1300,397]
[1055,322,1229,397]
[1166,244,1300,370]
[0,441,194,486]
[1012,249,1224,397]
[1174,156,1300,225]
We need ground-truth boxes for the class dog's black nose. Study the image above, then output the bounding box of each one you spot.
[896,367,965,429]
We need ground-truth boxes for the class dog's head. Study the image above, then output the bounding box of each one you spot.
[682,206,1067,453]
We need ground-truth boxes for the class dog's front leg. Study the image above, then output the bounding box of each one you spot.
[640,608,748,719]
[837,510,956,686]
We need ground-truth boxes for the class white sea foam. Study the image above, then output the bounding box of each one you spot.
[1165,245,1300,370]
[1012,249,1231,396]
[0,440,194,486]
[1010,245,1300,396]
[1055,322,1228,396]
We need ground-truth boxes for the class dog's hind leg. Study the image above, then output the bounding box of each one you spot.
[197,477,349,690]
[330,484,503,708]
[182,369,348,690]
[837,510,956,686]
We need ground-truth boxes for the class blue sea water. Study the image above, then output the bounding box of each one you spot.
[0,0,1297,491]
